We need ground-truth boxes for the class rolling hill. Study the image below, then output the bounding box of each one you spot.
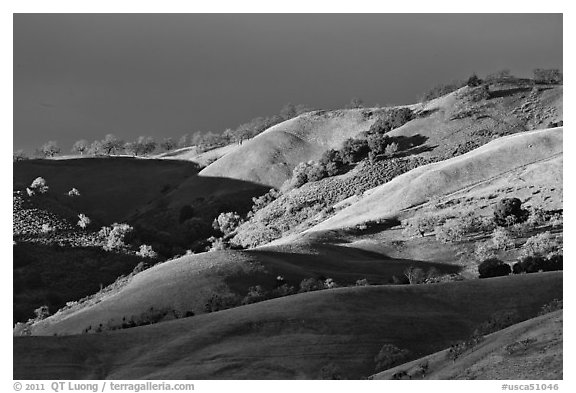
[305,127,562,234]
[197,85,561,189]
[13,79,563,381]
[199,108,389,188]
[153,143,242,167]
[372,309,562,380]
[14,272,562,379]
[28,242,462,336]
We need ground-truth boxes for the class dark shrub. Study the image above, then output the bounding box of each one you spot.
[547,254,563,271]
[368,108,413,135]
[271,284,296,298]
[241,285,268,305]
[513,255,546,274]
[467,85,490,102]
[420,80,466,101]
[299,278,325,293]
[340,138,369,164]
[367,134,394,156]
[448,335,484,362]
[478,258,511,278]
[251,189,281,214]
[493,198,528,227]
[533,68,563,85]
[204,292,242,313]
[347,97,364,109]
[513,259,527,274]
[513,254,562,274]
[319,149,344,176]
[466,74,483,87]
[307,164,328,182]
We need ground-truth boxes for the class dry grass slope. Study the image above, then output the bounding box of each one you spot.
[200,109,386,188]
[307,127,562,233]
[14,272,562,379]
[29,242,462,336]
[373,310,562,380]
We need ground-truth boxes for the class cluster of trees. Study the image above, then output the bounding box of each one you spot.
[478,253,562,279]
[420,79,468,102]
[287,108,415,189]
[69,135,161,157]
[97,222,159,259]
[367,108,414,135]
[18,103,312,160]
[403,197,556,245]
[533,68,563,85]
[204,275,347,314]
[418,68,562,103]
[399,196,562,280]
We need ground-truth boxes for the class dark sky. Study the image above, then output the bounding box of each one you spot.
[13,13,562,153]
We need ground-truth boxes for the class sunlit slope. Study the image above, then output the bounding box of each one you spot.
[307,127,562,233]
[198,85,562,189]
[373,310,562,380]
[154,143,241,167]
[199,108,387,188]
[386,86,562,160]
[14,272,562,379]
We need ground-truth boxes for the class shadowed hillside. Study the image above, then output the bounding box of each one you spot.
[13,157,269,322]
[373,310,562,380]
[13,157,269,253]
[28,242,461,336]
[13,158,201,224]
[14,272,562,379]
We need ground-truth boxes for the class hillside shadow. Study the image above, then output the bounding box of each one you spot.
[392,134,429,150]
[389,134,435,157]
[13,241,147,324]
[488,87,533,99]
[14,156,271,258]
[416,107,440,118]
[245,242,463,287]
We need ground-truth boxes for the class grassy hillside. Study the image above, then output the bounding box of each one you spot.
[13,157,269,323]
[219,85,562,248]
[373,309,562,380]
[388,85,562,160]
[13,79,563,381]
[198,85,561,190]
[306,127,562,234]
[29,242,461,336]
[153,143,241,167]
[13,157,200,224]
[14,272,562,379]
[200,108,387,188]
[13,157,268,253]
[25,126,563,336]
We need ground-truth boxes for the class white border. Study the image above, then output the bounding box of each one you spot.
[3,2,571,392]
